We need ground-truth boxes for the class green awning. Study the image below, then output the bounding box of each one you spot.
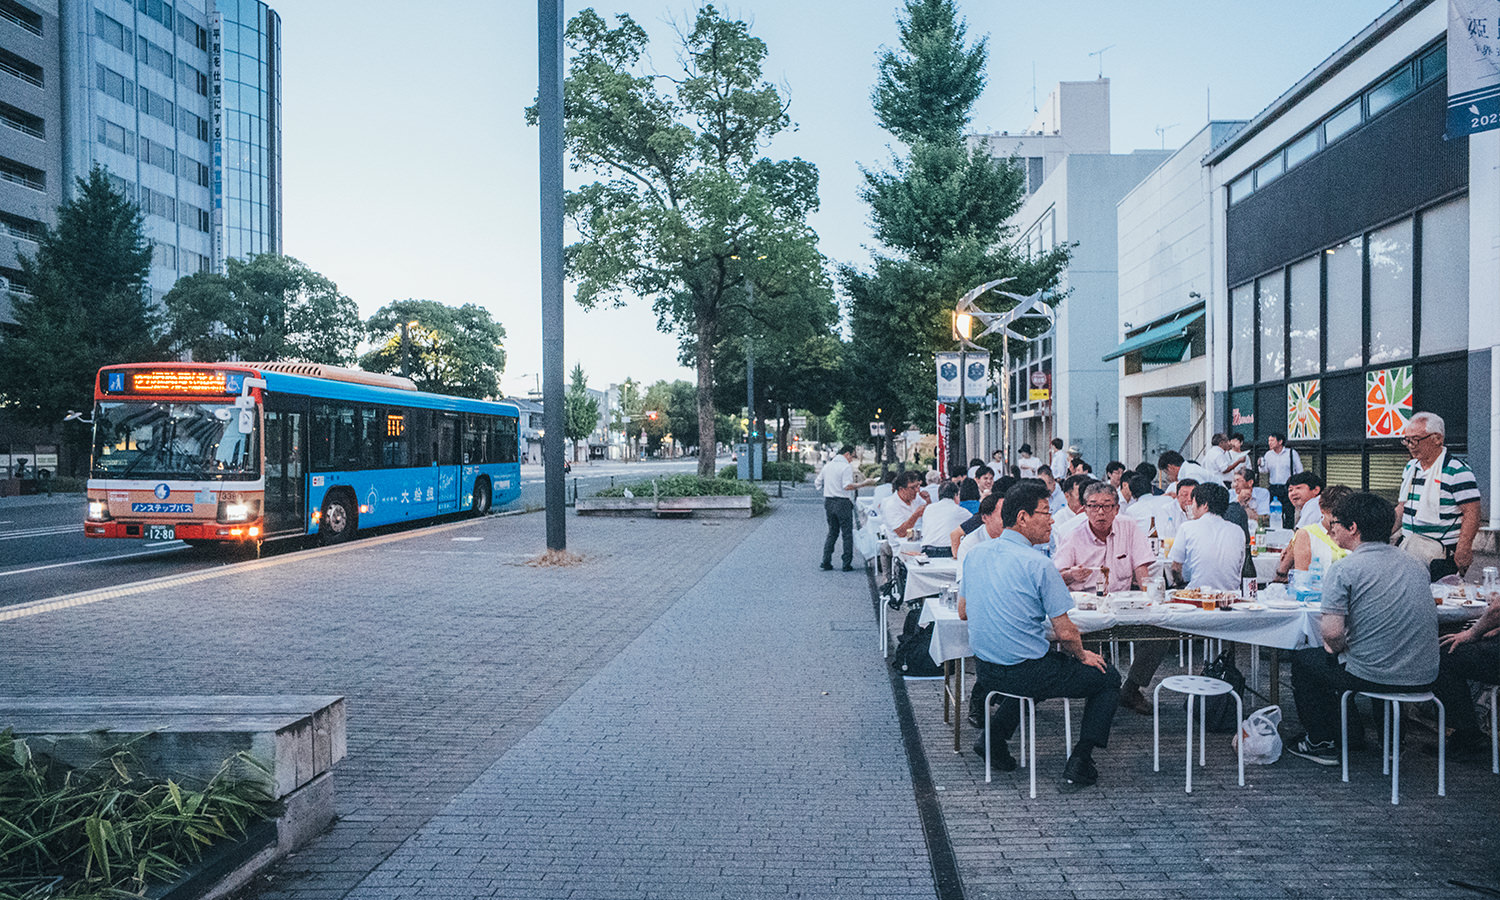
[1102,309,1206,362]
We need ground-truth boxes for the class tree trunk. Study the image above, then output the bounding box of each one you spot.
[695,316,717,478]
[777,403,789,463]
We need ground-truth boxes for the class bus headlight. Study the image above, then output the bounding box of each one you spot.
[87,500,110,521]
[217,499,259,523]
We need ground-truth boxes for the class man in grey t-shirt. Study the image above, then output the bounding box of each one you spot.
[1285,492,1438,766]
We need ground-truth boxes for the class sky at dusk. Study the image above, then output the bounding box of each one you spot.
[272,0,1395,397]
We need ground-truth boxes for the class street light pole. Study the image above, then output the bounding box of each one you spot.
[539,0,566,551]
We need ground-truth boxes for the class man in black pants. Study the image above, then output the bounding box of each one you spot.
[1434,594,1500,758]
[816,444,874,571]
[959,482,1122,789]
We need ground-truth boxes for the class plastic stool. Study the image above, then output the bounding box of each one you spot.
[1341,690,1445,805]
[983,690,1073,798]
[1153,675,1244,793]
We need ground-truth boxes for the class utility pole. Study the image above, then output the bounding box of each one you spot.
[539,0,566,550]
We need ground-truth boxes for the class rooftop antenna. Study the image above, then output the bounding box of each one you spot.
[1154,123,1180,149]
[1032,62,1038,113]
[1088,44,1115,79]
[1206,85,1212,122]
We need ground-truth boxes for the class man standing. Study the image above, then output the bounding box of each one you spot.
[960,482,1121,788]
[1054,482,1155,594]
[1394,411,1480,579]
[1049,438,1069,480]
[1286,471,1324,530]
[1262,432,1303,529]
[1285,492,1438,765]
[816,444,874,572]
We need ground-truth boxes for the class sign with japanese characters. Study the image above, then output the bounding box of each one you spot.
[1447,0,1500,137]
[936,353,962,402]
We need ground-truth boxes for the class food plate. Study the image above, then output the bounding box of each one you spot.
[1264,599,1302,610]
[1462,598,1489,608]
[1233,603,1266,611]
[1162,602,1198,612]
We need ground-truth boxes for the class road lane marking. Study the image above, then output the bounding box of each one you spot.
[0,525,82,541]
[0,545,190,578]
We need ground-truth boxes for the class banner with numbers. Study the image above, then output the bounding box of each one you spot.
[1448,0,1500,137]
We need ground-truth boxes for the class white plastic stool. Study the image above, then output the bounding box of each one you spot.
[983,690,1073,798]
[1153,675,1244,793]
[1340,690,1445,805]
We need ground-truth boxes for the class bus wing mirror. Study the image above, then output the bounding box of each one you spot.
[235,377,267,409]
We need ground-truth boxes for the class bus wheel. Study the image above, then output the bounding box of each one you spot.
[320,493,356,543]
[471,478,491,516]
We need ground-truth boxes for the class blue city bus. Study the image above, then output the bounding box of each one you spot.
[85,361,521,546]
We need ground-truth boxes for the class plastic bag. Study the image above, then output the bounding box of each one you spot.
[1234,705,1283,764]
[853,523,881,562]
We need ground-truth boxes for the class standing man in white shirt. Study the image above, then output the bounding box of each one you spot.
[1017,443,1042,479]
[1287,471,1324,530]
[1262,432,1303,530]
[1049,438,1069,480]
[816,444,876,572]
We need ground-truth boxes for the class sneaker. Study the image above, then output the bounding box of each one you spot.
[1286,735,1339,766]
[1061,754,1098,788]
[972,738,1018,771]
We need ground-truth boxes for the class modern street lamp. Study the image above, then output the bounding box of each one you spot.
[399,319,420,378]
[951,311,974,475]
[953,280,1057,470]
[730,252,767,480]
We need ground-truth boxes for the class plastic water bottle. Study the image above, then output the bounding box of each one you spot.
[1305,556,1324,604]
[1268,494,1283,525]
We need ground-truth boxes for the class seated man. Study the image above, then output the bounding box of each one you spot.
[1287,471,1324,530]
[1285,492,1438,765]
[1039,466,1067,514]
[1433,585,1500,758]
[1275,484,1353,581]
[917,482,969,557]
[879,471,927,540]
[955,490,1005,583]
[1119,483,1244,713]
[1054,482,1154,594]
[959,482,1122,788]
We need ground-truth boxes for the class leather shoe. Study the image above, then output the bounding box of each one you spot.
[1119,686,1152,716]
[972,738,1018,771]
[819,562,834,571]
[1061,754,1098,788]
[842,564,856,572]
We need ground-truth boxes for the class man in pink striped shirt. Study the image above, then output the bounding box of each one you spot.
[1053,483,1155,594]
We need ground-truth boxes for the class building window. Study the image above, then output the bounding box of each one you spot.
[176,12,207,50]
[1288,255,1320,377]
[179,156,209,186]
[96,65,134,105]
[0,211,43,243]
[0,48,43,87]
[96,117,134,155]
[1228,173,1253,205]
[1323,100,1361,146]
[0,156,45,191]
[136,35,173,77]
[1229,283,1254,386]
[153,243,177,269]
[1366,64,1415,118]
[182,249,210,273]
[1254,153,1283,190]
[136,0,173,31]
[180,202,210,233]
[1,0,43,35]
[140,186,175,220]
[137,86,174,125]
[139,135,174,172]
[1284,130,1317,171]
[177,59,208,96]
[0,101,43,139]
[1366,217,1412,365]
[177,108,208,143]
[1325,238,1363,371]
[1257,271,1284,382]
[95,11,133,53]
[1420,44,1447,86]
[1419,196,1469,355]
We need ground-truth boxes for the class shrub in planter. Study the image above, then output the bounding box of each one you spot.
[594,475,769,515]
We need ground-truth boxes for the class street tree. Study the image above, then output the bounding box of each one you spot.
[163,254,362,365]
[841,0,1070,449]
[533,6,826,477]
[360,299,507,400]
[0,167,163,442]
[563,363,600,461]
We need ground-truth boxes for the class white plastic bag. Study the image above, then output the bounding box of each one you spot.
[853,523,880,561]
[1234,705,1283,764]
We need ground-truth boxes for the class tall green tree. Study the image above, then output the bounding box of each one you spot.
[360,299,507,399]
[0,167,164,430]
[842,0,1071,441]
[563,363,599,461]
[163,254,361,365]
[532,6,826,475]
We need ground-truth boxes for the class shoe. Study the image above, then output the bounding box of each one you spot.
[1286,735,1339,766]
[1061,754,1098,788]
[1119,686,1152,716]
[1425,729,1488,760]
[842,564,856,572]
[972,738,1018,771]
[819,562,834,571]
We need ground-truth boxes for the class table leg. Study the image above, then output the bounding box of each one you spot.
[1269,648,1281,706]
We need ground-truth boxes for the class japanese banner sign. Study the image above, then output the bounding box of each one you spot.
[1448,0,1500,138]
[936,353,962,402]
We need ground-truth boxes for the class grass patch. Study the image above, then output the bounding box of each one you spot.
[716,461,811,483]
[0,729,274,900]
[594,474,769,516]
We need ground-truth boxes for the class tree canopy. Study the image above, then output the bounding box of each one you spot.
[534,5,827,473]
[0,166,164,427]
[871,0,988,145]
[360,299,507,399]
[163,254,361,365]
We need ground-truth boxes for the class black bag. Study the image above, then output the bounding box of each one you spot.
[892,604,944,678]
[1196,651,1247,733]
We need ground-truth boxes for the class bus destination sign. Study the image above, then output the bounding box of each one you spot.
[102,370,244,396]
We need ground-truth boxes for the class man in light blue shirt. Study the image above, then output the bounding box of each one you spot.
[960,482,1122,789]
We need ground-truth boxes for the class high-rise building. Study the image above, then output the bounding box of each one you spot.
[0,0,281,322]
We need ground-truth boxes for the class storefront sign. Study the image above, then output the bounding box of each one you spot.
[1447,0,1500,137]
[1028,388,1051,402]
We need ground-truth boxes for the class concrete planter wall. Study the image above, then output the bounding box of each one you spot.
[576,495,754,518]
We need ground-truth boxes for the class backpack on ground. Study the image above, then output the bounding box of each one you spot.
[891,604,944,678]
[1195,651,1248,733]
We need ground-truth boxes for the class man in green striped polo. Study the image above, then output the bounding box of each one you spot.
[1394,412,1480,579]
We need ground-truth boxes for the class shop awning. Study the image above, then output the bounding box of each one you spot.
[1102,309,1206,363]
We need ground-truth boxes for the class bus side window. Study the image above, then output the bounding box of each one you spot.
[464,414,486,465]
[358,407,380,469]
[437,413,459,466]
[406,407,431,467]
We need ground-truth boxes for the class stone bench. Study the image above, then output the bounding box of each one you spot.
[0,695,346,899]
[576,494,754,518]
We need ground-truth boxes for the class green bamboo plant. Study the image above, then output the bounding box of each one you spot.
[0,729,273,899]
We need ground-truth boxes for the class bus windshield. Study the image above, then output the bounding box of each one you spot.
[92,400,260,480]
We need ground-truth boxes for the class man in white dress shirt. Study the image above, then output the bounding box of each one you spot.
[1049,438,1069,480]
[816,444,875,571]
[1261,432,1303,529]
[1287,471,1324,530]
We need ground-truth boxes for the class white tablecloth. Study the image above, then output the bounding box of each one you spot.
[918,596,1485,666]
[899,555,958,603]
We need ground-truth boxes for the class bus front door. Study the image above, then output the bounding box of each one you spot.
[436,412,460,512]
[263,408,305,535]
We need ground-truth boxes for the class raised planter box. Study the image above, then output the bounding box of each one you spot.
[576,494,754,518]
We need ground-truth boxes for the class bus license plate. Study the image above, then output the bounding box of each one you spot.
[146,525,175,541]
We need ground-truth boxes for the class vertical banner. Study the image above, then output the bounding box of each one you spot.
[936,402,949,480]
[1447,0,1500,138]
[209,13,226,270]
[963,351,990,401]
[936,352,962,402]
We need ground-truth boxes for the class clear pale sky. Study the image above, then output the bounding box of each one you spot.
[273,0,1394,397]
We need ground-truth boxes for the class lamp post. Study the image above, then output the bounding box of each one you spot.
[952,280,1056,473]
[399,319,419,378]
[730,252,766,480]
[952,311,973,476]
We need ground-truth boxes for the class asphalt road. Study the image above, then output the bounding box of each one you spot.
[0,457,704,607]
